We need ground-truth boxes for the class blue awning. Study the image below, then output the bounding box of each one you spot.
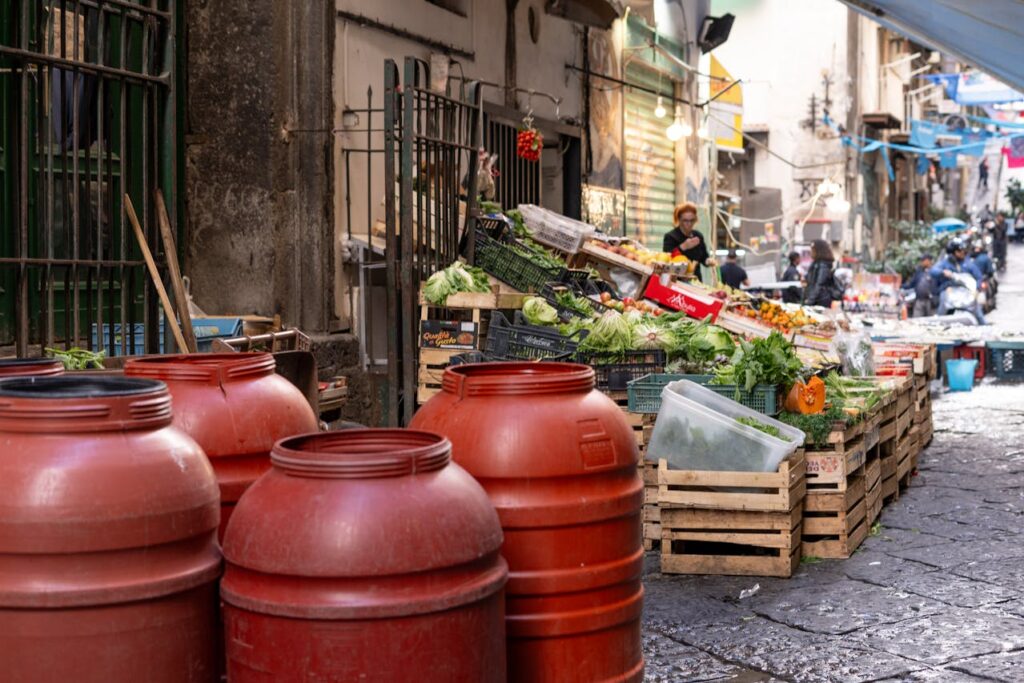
[840,0,1024,93]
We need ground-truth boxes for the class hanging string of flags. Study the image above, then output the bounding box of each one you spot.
[821,113,1024,178]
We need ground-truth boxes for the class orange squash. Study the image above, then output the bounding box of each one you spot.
[785,376,826,414]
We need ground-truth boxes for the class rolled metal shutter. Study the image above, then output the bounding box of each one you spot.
[624,64,676,248]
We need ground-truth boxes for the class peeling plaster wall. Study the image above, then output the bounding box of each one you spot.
[185,0,334,333]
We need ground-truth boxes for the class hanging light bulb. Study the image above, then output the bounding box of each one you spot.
[697,124,709,139]
[654,96,667,119]
[826,195,851,213]
[680,120,693,137]
[666,119,684,141]
[666,105,684,141]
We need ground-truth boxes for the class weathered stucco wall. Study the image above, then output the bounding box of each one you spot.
[185,0,335,333]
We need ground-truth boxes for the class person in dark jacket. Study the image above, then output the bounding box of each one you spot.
[781,251,803,304]
[719,250,749,289]
[663,202,716,282]
[803,240,843,308]
[990,212,1009,270]
[905,253,935,317]
[930,238,986,323]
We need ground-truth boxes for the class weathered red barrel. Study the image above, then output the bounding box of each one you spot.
[0,376,221,683]
[411,363,645,682]
[221,429,508,682]
[0,358,64,377]
[125,352,318,538]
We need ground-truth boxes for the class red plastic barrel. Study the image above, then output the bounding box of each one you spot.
[411,363,645,682]
[0,358,64,377]
[221,429,508,682]
[0,376,221,683]
[125,352,318,538]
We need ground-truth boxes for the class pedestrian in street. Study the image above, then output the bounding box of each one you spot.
[991,212,1009,271]
[930,239,987,323]
[663,202,716,282]
[969,240,994,279]
[905,253,935,317]
[1015,211,1024,244]
[719,250,749,290]
[781,251,803,304]
[978,158,989,190]
[803,239,844,308]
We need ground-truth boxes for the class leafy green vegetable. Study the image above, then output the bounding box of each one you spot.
[735,416,790,441]
[46,347,105,370]
[777,404,846,448]
[553,290,597,318]
[479,201,503,215]
[632,323,675,351]
[422,262,491,305]
[711,331,802,392]
[577,310,634,356]
[505,209,530,238]
[522,297,559,326]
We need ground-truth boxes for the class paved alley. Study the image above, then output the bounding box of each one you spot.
[641,244,1024,683]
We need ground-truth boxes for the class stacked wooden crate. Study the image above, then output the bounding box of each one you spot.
[416,287,525,404]
[882,379,915,503]
[656,450,806,578]
[802,417,871,559]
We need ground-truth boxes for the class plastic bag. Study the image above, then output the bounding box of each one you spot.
[832,329,875,377]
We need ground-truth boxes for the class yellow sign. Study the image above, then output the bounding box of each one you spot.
[709,56,743,154]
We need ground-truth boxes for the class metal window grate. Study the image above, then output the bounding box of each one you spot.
[0,0,178,357]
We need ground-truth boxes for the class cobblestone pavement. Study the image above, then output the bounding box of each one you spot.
[641,244,1024,682]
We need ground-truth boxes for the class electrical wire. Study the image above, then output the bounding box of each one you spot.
[705,111,847,170]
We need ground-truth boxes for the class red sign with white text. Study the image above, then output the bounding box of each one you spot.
[643,278,724,321]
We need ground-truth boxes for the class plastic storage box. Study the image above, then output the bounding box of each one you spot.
[646,380,804,473]
[517,204,596,254]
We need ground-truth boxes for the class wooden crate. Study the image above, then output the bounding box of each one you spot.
[417,347,462,405]
[802,473,867,559]
[896,404,914,439]
[866,477,882,525]
[660,505,802,578]
[640,460,661,551]
[621,409,654,456]
[657,450,806,512]
[805,436,866,494]
[864,456,882,493]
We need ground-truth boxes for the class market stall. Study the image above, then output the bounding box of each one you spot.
[415,202,1022,578]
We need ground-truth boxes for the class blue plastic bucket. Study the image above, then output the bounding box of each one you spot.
[946,358,978,391]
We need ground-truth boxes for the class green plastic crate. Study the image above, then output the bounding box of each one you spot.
[627,373,782,415]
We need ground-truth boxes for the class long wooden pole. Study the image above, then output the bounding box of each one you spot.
[124,194,189,353]
[155,190,197,352]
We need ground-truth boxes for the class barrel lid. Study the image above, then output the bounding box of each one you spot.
[0,358,65,377]
[272,429,451,478]
[442,361,595,397]
[125,352,275,385]
[0,376,172,432]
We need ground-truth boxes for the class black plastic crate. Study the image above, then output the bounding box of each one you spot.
[574,349,667,393]
[472,230,565,294]
[989,343,1024,380]
[485,311,584,361]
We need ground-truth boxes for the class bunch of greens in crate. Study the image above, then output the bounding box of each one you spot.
[735,415,791,441]
[824,371,885,422]
[46,347,105,370]
[778,404,845,448]
[711,331,802,392]
[422,262,492,305]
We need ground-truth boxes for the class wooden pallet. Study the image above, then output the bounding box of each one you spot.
[657,450,806,512]
[660,505,802,578]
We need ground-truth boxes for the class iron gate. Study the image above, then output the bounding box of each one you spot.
[383,57,482,426]
[0,0,179,357]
